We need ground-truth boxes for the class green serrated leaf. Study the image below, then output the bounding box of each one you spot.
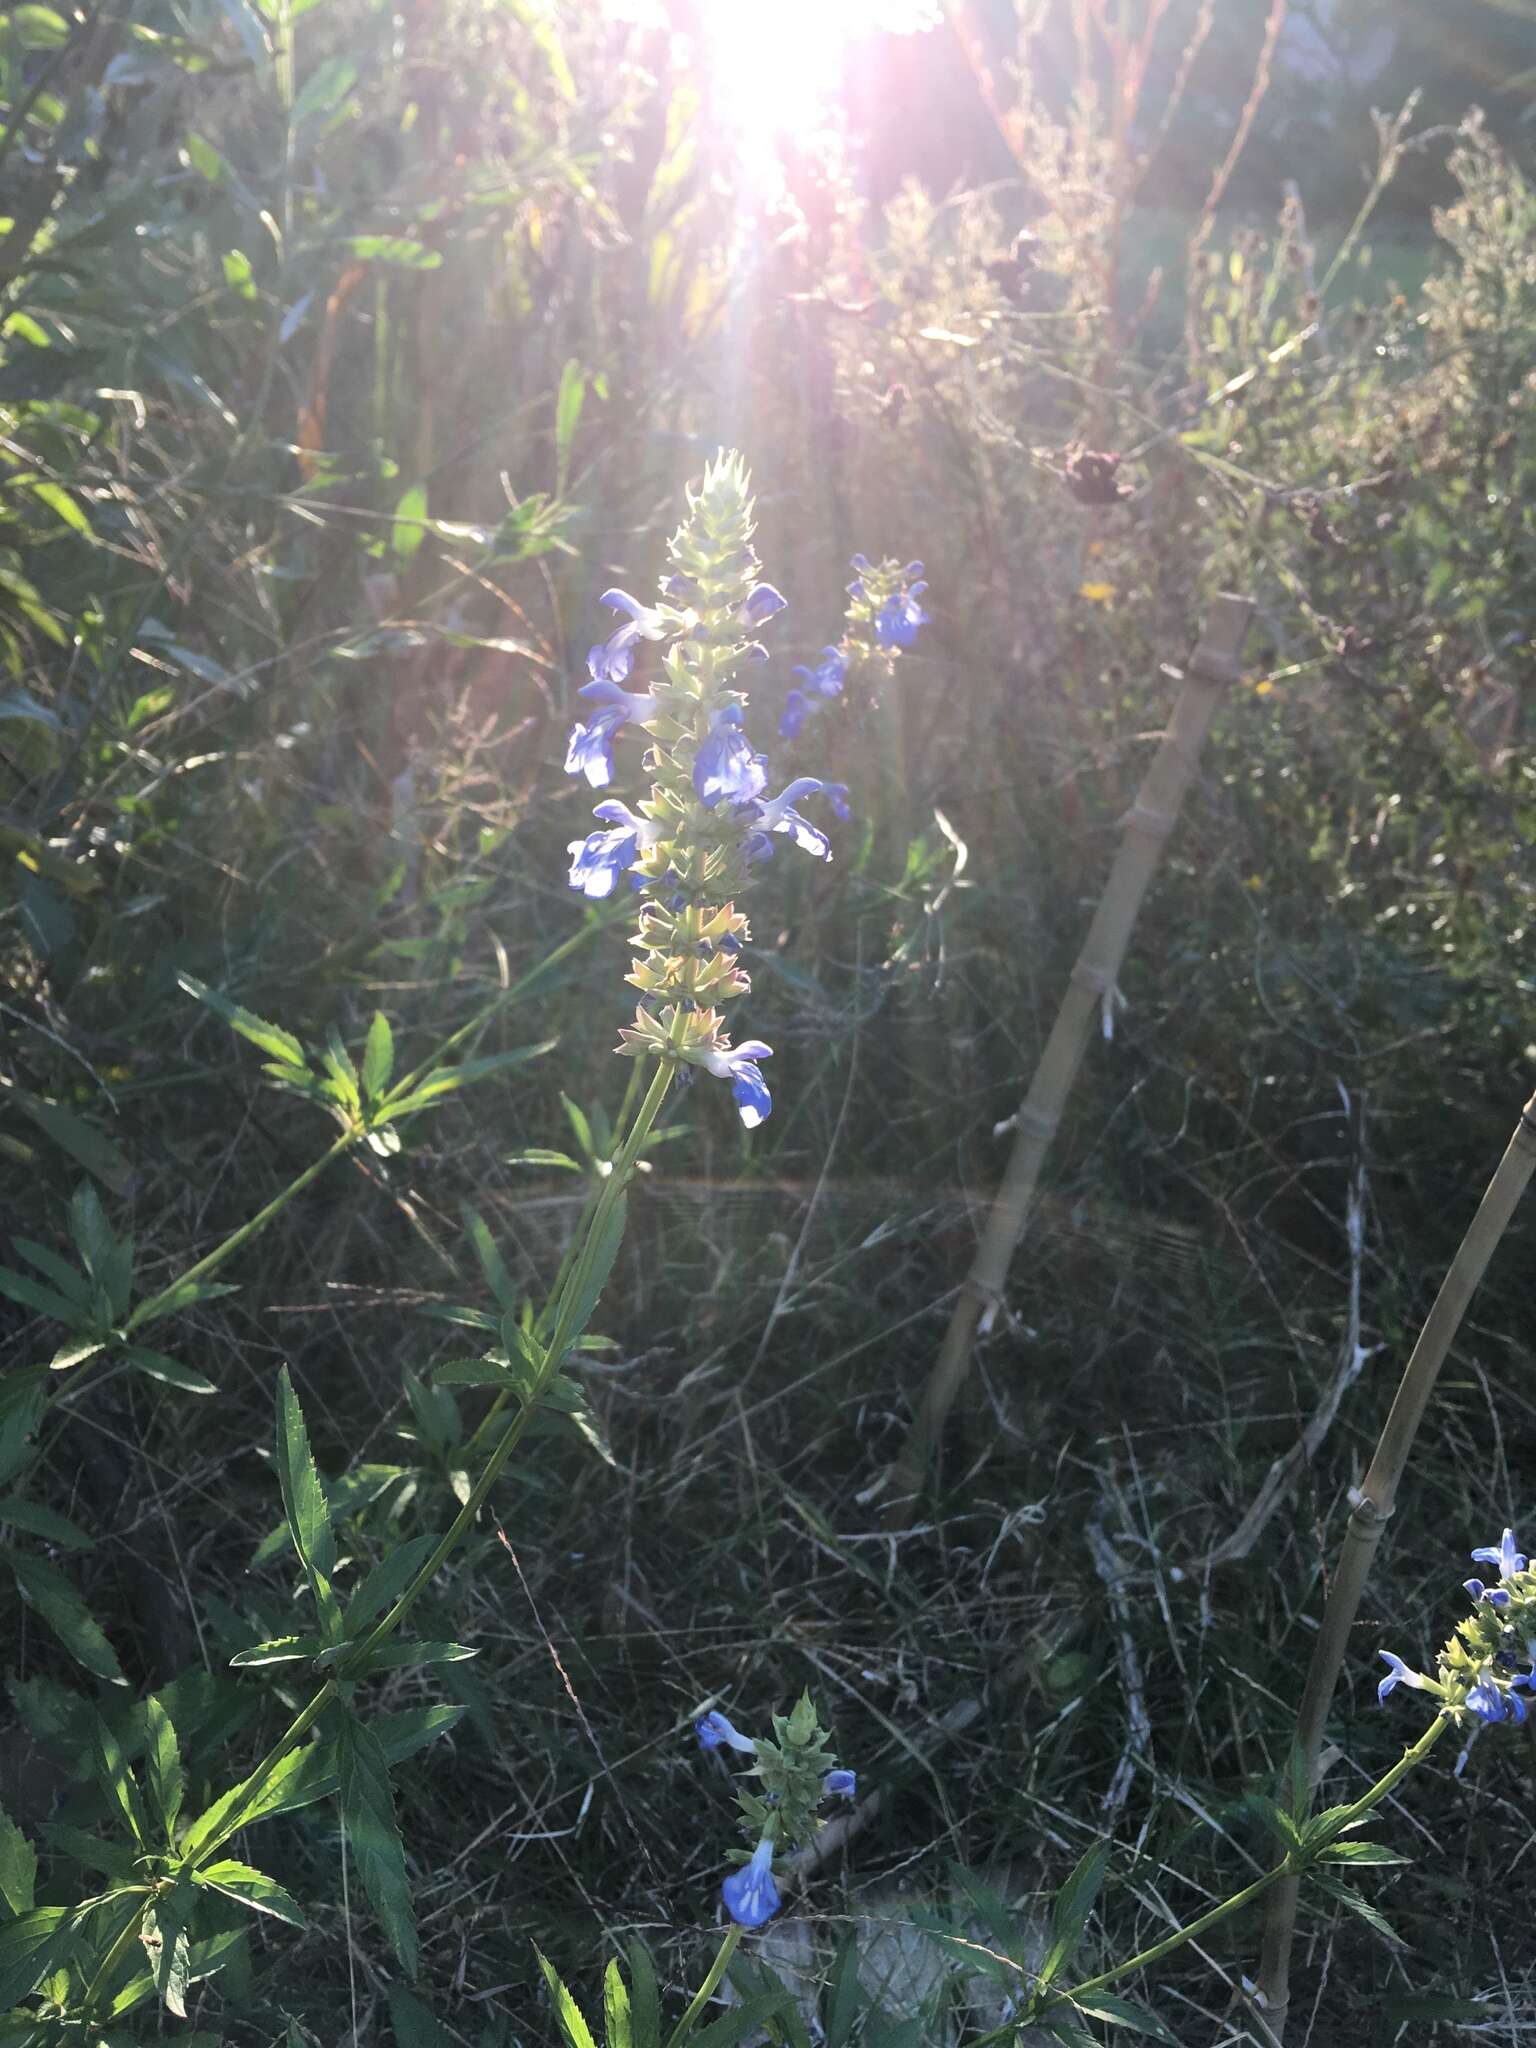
[193,1858,305,1926]
[0,1264,89,1329]
[0,1904,72,2007]
[229,1634,323,1668]
[388,1984,457,2047]
[0,1496,92,1549]
[1066,1989,1178,2040]
[1040,1842,1110,1987]
[603,1957,632,2048]
[626,1940,660,2048]
[461,1206,518,1311]
[337,1713,417,1976]
[8,1550,124,1683]
[1316,1841,1410,1865]
[362,1012,395,1104]
[536,1947,598,2048]
[274,1366,337,1621]
[93,1716,148,1845]
[0,1807,36,1918]
[121,1347,217,1395]
[561,1191,626,1351]
[0,1373,45,1491]
[143,1696,184,1840]
[176,973,307,1067]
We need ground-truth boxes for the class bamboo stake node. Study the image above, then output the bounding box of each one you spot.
[1019,1107,1060,1140]
[1122,802,1178,839]
[1071,962,1115,994]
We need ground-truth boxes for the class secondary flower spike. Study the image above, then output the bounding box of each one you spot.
[1379,1524,1535,1761]
[564,453,840,1128]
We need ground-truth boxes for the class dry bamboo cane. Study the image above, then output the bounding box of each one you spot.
[889,593,1255,1516]
[1254,1082,1536,2040]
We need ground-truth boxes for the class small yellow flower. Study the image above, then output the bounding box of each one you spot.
[1245,874,1264,890]
[1078,581,1116,606]
[1251,676,1273,696]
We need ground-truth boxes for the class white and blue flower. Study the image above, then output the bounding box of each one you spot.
[693,705,767,809]
[722,1838,781,1929]
[587,587,675,684]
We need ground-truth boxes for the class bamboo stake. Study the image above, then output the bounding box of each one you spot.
[890,592,1254,1513]
[1254,1082,1536,2039]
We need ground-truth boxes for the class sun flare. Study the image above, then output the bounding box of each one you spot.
[701,0,940,168]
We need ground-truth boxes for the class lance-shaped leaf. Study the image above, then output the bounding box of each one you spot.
[337,1712,417,1976]
[140,1890,192,2018]
[361,1012,395,1105]
[143,1696,184,1842]
[229,1634,325,1668]
[274,1367,339,1636]
[536,1948,598,2048]
[176,973,307,1068]
[0,1904,73,2007]
[192,1858,305,1927]
[0,1806,36,1918]
[1039,1842,1110,1988]
[181,1703,464,1859]
[8,1550,124,1684]
[1062,1990,1178,2042]
[94,1716,148,1846]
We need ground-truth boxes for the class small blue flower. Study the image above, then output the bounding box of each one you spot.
[752,778,832,861]
[1470,1529,1528,1580]
[1466,1673,1509,1724]
[779,689,811,740]
[823,782,851,821]
[566,802,649,899]
[1465,1578,1512,1610]
[742,582,787,629]
[791,647,849,700]
[722,1838,780,1929]
[874,582,929,651]
[695,1711,756,1755]
[1377,1651,1429,1704]
[588,588,672,684]
[822,1769,856,1799]
[702,1039,773,1128]
[694,706,767,809]
[564,681,652,789]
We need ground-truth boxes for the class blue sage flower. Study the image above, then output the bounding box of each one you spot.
[742,582,788,628]
[1466,1671,1517,1724]
[823,782,851,821]
[822,1769,856,1799]
[722,1838,780,1929]
[702,1039,773,1129]
[693,706,767,809]
[1465,1578,1512,1611]
[564,680,653,789]
[792,646,849,700]
[1471,1529,1528,1581]
[1377,1652,1431,1704]
[696,1711,757,1756]
[778,689,811,740]
[588,588,674,684]
[752,778,833,861]
[566,802,651,899]
[874,581,929,651]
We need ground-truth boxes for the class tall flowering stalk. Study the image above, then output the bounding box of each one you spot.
[565,452,839,1127]
[778,552,930,749]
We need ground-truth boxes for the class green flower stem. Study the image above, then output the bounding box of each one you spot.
[663,1925,743,2048]
[187,1062,671,1867]
[186,1683,340,1870]
[349,1057,670,1659]
[464,1056,649,1465]
[126,1129,356,1334]
[82,1887,155,2018]
[967,1714,1449,2048]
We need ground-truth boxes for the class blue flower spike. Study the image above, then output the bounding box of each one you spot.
[695,1710,757,1756]
[722,1838,781,1929]
[568,455,847,1135]
[874,581,929,651]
